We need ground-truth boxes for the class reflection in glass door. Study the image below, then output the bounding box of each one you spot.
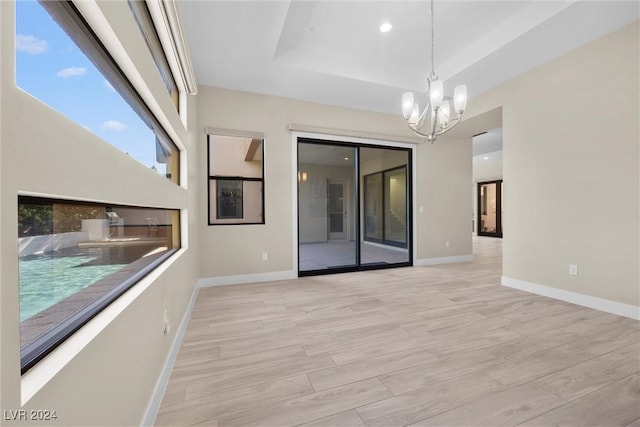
[361,146,409,266]
[384,167,407,247]
[364,166,407,248]
[298,139,412,275]
[478,180,503,237]
[298,142,356,273]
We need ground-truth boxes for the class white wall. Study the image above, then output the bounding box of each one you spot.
[197,86,473,279]
[467,22,639,308]
[0,1,199,425]
[473,158,503,184]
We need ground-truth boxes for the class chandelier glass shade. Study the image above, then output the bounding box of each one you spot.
[401,0,468,142]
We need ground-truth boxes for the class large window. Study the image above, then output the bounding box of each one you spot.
[207,133,265,225]
[15,0,180,182]
[18,197,180,373]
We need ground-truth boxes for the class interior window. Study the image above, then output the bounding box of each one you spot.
[207,133,265,225]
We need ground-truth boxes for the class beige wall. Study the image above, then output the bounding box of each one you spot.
[416,138,474,258]
[467,22,639,306]
[197,86,473,278]
[209,135,262,178]
[0,1,198,425]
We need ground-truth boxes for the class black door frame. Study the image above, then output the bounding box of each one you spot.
[363,165,408,249]
[477,179,503,238]
[297,137,413,277]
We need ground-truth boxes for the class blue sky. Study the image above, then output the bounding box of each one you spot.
[15,1,166,175]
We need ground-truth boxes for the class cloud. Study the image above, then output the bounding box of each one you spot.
[100,120,128,132]
[16,34,48,54]
[103,80,116,92]
[56,67,87,78]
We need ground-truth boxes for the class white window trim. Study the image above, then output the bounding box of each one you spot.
[146,0,198,96]
[72,1,187,157]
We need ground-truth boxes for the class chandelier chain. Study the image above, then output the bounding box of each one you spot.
[430,0,435,79]
[401,0,467,141]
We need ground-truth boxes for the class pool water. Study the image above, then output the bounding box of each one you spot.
[18,243,168,322]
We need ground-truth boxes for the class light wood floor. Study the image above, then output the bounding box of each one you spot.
[156,237,640,427]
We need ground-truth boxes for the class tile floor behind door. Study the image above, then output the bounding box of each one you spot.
[299,240,409,271]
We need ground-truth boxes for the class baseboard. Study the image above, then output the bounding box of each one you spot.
[141,285,200,426]
[415,254,473,266]
[501,276,640,320]
[197,270,297,287]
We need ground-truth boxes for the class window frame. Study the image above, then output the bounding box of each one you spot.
[207,132,265,226]
[35,0,181,184]
[128,0,180,111]
[18,196,180,374]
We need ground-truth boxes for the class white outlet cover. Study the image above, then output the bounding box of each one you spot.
[569,264,578,275]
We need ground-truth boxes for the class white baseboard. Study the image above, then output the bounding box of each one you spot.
[415,254,473,266]
[501,276,640,320]
[197,270,297,287]
[141,286,200,426]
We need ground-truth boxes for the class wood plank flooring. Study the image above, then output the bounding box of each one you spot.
[156,237,640,426]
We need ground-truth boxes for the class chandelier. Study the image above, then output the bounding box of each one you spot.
[401,0,468,142]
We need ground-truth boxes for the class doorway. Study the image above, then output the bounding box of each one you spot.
[328,181,348,240]
[477,180,503,237]
[297,138,412,275]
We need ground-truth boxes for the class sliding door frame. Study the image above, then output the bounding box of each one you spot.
[295,135,413,277]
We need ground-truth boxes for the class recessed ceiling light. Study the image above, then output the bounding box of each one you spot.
[344,157,350,160]
[483,156,489,160]
[380,22,392,33]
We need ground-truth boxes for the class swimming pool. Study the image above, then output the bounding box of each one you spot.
[19,242,165,322]
[19,249,127,322]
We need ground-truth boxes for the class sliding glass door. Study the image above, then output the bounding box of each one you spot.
[298,142,357,272]
[360,147,409,266]
[298,139,411,275]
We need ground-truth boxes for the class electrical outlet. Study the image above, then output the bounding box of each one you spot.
[445,240,450,248]
[262,252,268,261]
[569,264,578,276]
[419,206,424,214]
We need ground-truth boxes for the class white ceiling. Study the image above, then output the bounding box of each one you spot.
[473,128,502,156]
[179,1,639,116]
